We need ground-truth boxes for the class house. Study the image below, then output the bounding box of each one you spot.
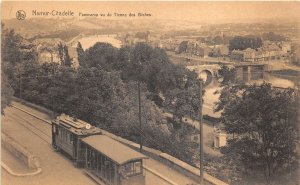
[230,50,244,62]
[210,45,229,57]
[34,38,63,64]
[243,48,256,62]
[202,46,213,58]
[262,42,282,60]
[218,45,229,56]
[213,127,227,148]
[38,49,60,64]
[281,42,291,54]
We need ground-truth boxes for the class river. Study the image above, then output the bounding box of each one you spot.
[69,35,296,118]
[203,72,296,118]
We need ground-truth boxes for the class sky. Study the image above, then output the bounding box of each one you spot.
[2,1,300,23]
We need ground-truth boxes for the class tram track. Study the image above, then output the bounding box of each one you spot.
[6,109,51,144]
[11,104,52,125]
[9,104,195,185]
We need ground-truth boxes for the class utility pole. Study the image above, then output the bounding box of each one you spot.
[138,81,143,152]
[199,80,204,184]
[19,76,22,100]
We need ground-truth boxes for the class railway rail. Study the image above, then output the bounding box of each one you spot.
[9,105,183,185]
[6,110,51,144]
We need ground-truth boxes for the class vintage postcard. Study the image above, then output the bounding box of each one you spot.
[1,1,299,185]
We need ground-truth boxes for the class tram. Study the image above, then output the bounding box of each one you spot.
[52,114,148,185]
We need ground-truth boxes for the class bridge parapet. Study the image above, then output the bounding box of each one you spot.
[234,63,267,83]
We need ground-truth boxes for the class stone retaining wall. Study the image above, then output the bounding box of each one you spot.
[1,133,40,169]
[12,97,54,117]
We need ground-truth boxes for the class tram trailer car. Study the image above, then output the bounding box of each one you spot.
[82,135,148,185]
[52,114,148,185]
[52,114,102,166]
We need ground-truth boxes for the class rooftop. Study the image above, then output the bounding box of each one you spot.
[81,135,148,165]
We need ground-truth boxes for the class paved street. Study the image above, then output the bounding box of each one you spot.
[1,101,198,185]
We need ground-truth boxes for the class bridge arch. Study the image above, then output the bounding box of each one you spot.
[198,69,214,86]
[186,65,220,86]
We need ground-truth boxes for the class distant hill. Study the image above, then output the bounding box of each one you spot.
[2,18,165,41]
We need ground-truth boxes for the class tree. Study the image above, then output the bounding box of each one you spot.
[219,83,298,184]
[1,73,14,114]
[84,42,118,70]
[229,36,262,51]
[214,65,237,113]
[76,42,86,67]
[135,31,149,40]
[58,42,72,67]
[262,32,287,42]
[1,24,21,66]
[177,41,188,54]
[164,70,201,123]
[64,45,72,67]
[212,36,224,45]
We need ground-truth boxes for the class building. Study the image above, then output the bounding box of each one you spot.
[230,50,244,62]
[230,42,283,63]
[35,38,63,64]
[213,127,227,148]
[68,46,79,69]
[243,48,264,62]
[262,42,282,60]
[209,45,229,57]
[281,42,291,54]
[37,49,60,64]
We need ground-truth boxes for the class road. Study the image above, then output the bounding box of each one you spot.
[167,51,233,65]
[163,112,221,157]
[2,101,198,185]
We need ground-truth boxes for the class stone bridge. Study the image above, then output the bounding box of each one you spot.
[186,64,220,86]
[187,63,267,86]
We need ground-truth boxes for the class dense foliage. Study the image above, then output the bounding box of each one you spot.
[229,36,262,51]
[2,26,202,166]
[58,42,72,67]
[215,82,298,184]
[262,32,287,42]
[177,41,188,54]
[212,64,299,184]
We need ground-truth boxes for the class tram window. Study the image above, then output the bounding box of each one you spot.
[124,161,142,176]
[69,134,73,144]
[135,161,142,174]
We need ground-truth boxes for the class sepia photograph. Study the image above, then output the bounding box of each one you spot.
[1,1,299,185]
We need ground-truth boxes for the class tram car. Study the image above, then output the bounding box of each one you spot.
[52,114,148,185]
[52,114,102,166]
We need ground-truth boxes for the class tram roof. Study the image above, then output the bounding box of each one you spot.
[82,135,148,165]
[53,114,102,136]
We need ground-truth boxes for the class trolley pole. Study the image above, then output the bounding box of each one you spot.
[199,80,204,184]
[138,81,143,152]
